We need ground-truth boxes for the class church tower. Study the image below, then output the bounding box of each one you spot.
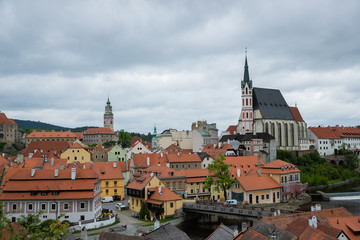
[237,50,254,134]
[152,125,158,151]
[104,97,114,131]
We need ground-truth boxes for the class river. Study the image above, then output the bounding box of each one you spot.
[177,180,360,239]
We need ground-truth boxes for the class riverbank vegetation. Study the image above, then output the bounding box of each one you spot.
[277,150,360,187]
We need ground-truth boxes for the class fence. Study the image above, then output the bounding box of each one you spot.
[70,216,116,232]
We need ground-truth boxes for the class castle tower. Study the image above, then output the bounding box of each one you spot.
[104,97,114,131]
[152,125,158,151]
[237,50,254,134]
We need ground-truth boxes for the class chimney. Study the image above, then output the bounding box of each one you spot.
[147,157,150,166]
[315,204,321,211]
[158,162,160,166]
[311,205,316,211]
[158,186,161,193]
[233,229,238,237]
[91,161,93,169]
[166,162,170,168]
[177,152,180,156]
[51,158,54,167]
[218,142,221,148]
[113,162,117,168]
[54,168,59,177]
[60,164,64,169]
[160,152,163,157]
[150,172,154,177]
[31,168,36,177]
[241,222,247,233]
[257,155,261,176]
[237,168,241,177]
[71,167,76,180]
[308,216,318,228]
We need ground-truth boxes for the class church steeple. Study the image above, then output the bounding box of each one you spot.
[242,48,252,88]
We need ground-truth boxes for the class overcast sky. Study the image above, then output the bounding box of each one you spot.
[1,0,360,134]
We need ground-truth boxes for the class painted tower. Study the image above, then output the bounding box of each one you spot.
[237,50,254,134]
[104,97,114,131]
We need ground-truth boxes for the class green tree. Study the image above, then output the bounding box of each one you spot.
[204,155,236,201]
[118,130,132,148]
[103,140,117,148]
[139,202,150,220]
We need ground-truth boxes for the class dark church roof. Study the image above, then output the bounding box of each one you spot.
[253,87,295,120]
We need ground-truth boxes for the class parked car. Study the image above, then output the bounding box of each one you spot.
[224,199,237,206]
[133,212,139,218]
[115,202,126,210]
[101,196,114,203]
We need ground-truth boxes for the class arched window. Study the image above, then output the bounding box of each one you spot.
[242,99,244,106]
[271,122,275,136]
[250,99,252,106]
[265,122,269,133]
[291,124,295,147]
[278,123,282,147]
[250,112,252,119]
[246,112,249,118]
[246,99,248,106]
[246,88,248,94]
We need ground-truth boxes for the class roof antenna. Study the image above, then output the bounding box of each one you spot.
[295,102,297,108]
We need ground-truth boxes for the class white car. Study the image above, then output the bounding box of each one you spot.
[116,202,126,209]
[101,196,113,203]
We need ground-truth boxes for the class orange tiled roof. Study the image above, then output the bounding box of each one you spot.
[89,162,124,180]
[148,186,182,202]
[327,216,360,240]
[236,174,282,191]
[261,207,353,230]
[234,228,267,240]
[225,156,264,176]
[308,126,360,139]
[186,177,207,183]
[0,113,17,125]
[136,165,185,179]
[0,154,10,170]
[182,168,210,178]
[289,107,305,122]
[132,153,167,169]
[286,217,342,238]
[26,131,77,139]
[83,128,116,135]
[167,153,201,163]
[69,142,85,149]
[127,174,154,190]
[298,226,337,240]
[201,143,233,159]
[226,125,237,134]
[21,141,70,157]
[261,159,300,174]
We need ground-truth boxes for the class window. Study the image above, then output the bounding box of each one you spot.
[266,194,269,200]
[191,189,194,194]
[261,195,265,200]
[41,204,46,210]
[178,182,182,188]
[277,192,280,199]
[172,182,176,189]
[106,189,109,194]
[28,203,33,211]
[167,183,170,188]
[41,192,48,196]
[12,217,16,222]
[106,181,109,186]
[12,204,17,211]
[170,202,174,208]
[136,199,138,206]
[52,191,59,195]
[80,215,85,221]
[114,189,117,194]
[43,215,47,219]
[64,203,69,210]
[74,156,77,161]
[114,181,117,186]
[82,156,84,160]
[132,199,134,205]
[80,202,85,209]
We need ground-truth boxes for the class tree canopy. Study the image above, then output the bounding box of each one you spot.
[204,155,236,201]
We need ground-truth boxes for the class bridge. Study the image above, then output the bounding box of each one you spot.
[183,202,275,219]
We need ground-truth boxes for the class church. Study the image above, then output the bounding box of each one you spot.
[236,53,307,151]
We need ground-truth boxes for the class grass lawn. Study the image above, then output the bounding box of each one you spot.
[138,217,178,227]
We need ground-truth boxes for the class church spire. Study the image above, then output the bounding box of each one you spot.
[243,47,250,83]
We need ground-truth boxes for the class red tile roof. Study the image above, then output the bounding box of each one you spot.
[260,159,300,174]
[289,107,305,122]
[234,228,267,240]
[308,126,360,139]
[236,174,282,191]
[181,168,210,178]
[226,125,237,134]
[132,153,168,169]
[26,131,77,139]
[0,113,16,125]
[286,217,342,238]
[21,141,70,157]
[136,165,185,179]
[83,128,117,135]
[167,153,201,163]
[299,226,337,240]
[225,156,264,176]
[261,207,353,230]
[148,186,182,202]
[201,143,233,159]
[327,216,360,240]
[89,162,124,180]
[127,174,154,190]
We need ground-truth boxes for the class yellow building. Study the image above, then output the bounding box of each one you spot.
[230,174,282,204]
[60,142,91,163]
[127,175,183,220]
[91,162,125,199]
